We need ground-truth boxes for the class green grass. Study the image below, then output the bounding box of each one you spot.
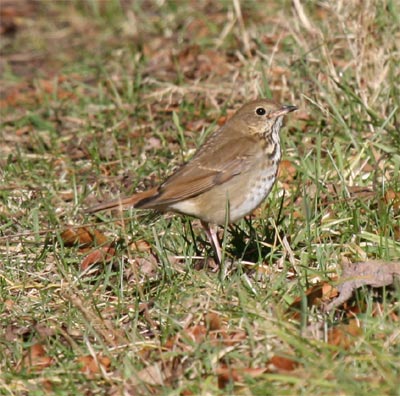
[1,1,400,395]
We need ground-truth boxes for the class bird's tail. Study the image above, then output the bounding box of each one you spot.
[86,188,159,214]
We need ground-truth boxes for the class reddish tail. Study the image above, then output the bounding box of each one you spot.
[86,188,158,213]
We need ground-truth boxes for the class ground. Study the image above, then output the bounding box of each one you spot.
[1,1,399,395]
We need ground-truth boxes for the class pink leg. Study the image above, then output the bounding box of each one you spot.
[201,221,222,264]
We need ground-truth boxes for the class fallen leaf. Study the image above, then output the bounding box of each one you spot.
[214,103,241,126]
[133,362,174,386]
[289,282,336,316]
[278,159,297,183]
[134,255,159,277]
[144,137,162,151]
[190,324,208,341]
[394,225,400,241]
[324,260,400,311]
[205,312,223,331]
[129,239,152,253]
[220,329,247,347]
[385,189,400,213]
[177,45,230,79]
[18,343,54,372]
[61,227,108,248]
[347,186,375,200]
[217,365,266,389]
[327,319,362,349]
[77,354,111,378]
[4,299,14,311]
[181,389,195,396]
[80,246,116,271]
[266,355,299,372]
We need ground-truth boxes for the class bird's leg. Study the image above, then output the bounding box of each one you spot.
[201,221,222,264]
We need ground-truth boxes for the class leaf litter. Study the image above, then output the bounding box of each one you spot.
[1,0,399,393]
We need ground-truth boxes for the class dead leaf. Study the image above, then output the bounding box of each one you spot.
[144,137,161,151]
[347,186,375,200]
[61,227,108,248]
[371,302,399,322]
[80,246,116,271]
[217,109,236,127]
[205,312,222,331]
[0,0,38,35]
[18,343,54,372]
[132,362,176,386]
[134,255,159,277]
[217,365,266,388]
[176,45,230,80]
[5,324,31,342]
[77,354,111,378]
[289,282,337,316]
[186,325,207,343]
[278,160,297,184]
[129,239,152,253]
[394,225,400,241]
[325,260,400,311]
[266,355,299,372]
[4,299,14,312]
[327,319,362,349]
[181,389,195,396]
[219,329,247,347]
[385,189,400,213]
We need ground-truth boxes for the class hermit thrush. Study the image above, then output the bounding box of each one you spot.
[87,99,297,262]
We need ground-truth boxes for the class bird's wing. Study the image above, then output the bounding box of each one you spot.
[138,133,261,207]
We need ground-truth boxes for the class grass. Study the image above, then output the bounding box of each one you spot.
[1,0,400,395]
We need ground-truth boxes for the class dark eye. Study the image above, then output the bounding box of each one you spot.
[256,107,266,116]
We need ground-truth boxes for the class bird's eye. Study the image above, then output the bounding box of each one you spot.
[256,107,266,116]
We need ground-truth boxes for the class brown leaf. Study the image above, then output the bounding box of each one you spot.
[186,18,211,39]
[220,329,247,347]
[289,282,336,315]
[77,354,111,378]
[217,365,266,388]
[186,119,205,132]
[18,343,54,372]
[134,362,173,386]
[266,355,299,372]
[4,299,14,312]
[164,323,209,352]
[144,137,162,151]
[176,45,230,80]
[217,115,228,126]
[347,186,375,200]
[80,246,116,271]
[217,109,236,127]
[279,159,296,176]
[61,227,108,248]
[278,160,297,187]
[0,0,36,34]
[181,389,195,396]
[129,239,152,253]
[394,225,400,241]
[0,2,21,35]
[205,312,222,331]
[385,189,400,213]
[37,78,75,101]
[325,260,400,311]
[327,319,362,349]
[184,325,207,344]
[217,366,241,388]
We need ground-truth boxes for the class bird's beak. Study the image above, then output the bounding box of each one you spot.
[270,105,298,118]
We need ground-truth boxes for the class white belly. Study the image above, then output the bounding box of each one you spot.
[229,165,277,221]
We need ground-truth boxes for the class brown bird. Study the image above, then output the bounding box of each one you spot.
[87,99,297,262]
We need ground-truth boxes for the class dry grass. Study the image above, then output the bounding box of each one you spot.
[1,1,399,395]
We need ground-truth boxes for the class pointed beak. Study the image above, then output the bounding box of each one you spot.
[270,105,298,118]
